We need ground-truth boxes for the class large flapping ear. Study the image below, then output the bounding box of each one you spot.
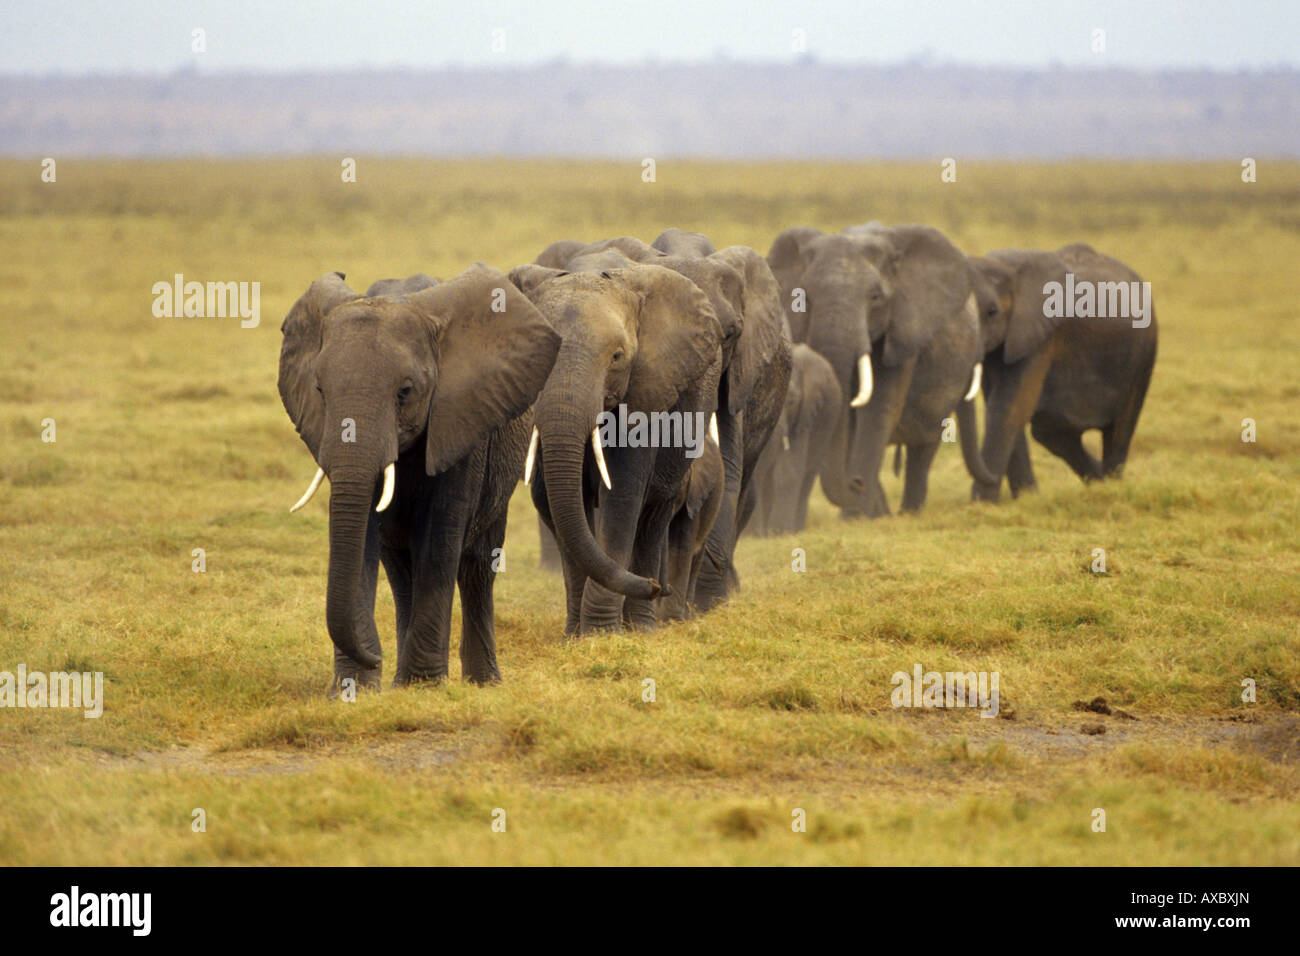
[614,263,723,413]
[535,240,588,269]
[711,245,792,417]
[363,274,438,298]
[508,263,568,302]
[766,226,823,298]
[278,271,360,463]
[858,224,971,367]
[407,264,561,476]
[986,249,1072,364]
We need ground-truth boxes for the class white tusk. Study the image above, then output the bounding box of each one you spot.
[289,467,326,514]
[849,353,874,408]
[524,426,539,484]
[591,428,612,490]
[375,462,396,512]
[782,434,791,452]
[709,412,719,444]
[964,362,983,402]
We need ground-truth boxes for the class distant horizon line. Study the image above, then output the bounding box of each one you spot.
[4,58,1298,80]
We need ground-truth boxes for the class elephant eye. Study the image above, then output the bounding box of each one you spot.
[869,289,884,302]
[986,305,998,317]
[612,349,625,363]
[397,384,414,402]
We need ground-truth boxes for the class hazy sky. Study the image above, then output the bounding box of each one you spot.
[3,1,1297,73]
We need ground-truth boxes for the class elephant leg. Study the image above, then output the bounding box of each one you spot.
[694,411,742,612]
[457,514,505,685]
[580,469,652,634]
[395,527,464,684]
[625,496,676,630]
[974,351,1053,502]
[1031,420,1103,482]
[659,510,695,622]
[1101,350,1155,478]
[794,470,817,532]
[331,510,383,696]
[1006,429,1037,497]
[900,441,940,513]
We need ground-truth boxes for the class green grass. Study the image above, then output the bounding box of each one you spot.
[0,159,1297,865]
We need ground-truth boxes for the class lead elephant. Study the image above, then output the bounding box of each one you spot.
[508,260,725,635]
[278,266,560,690]
[748,343,842,535]
[767,223,989,518]
[967,244,1158,500]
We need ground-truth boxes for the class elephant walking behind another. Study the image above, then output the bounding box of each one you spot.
[749,343,842,535]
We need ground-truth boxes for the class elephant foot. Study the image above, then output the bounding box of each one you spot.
[971,481,1002,503]
[462,666,501,686]
[328,663,381,699]
[1008,481,1038,499]
[393,667,449,688]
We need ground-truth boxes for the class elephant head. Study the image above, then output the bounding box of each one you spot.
[968,250,1072,364]
[767,223,970,508]
[508,261,723,603]
[278,265,560,667]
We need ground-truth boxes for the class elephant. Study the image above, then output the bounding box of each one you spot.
[767,223,990,517]
[966,244,1158,500]
[529,232,793,612]
[278,265,561,690]
[507,259,725,635]
[748,343,843,535]
[658,429,724,620]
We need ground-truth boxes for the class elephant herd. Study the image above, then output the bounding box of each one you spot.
[278,224,1157,692]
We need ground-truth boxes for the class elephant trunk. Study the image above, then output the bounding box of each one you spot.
[324,468,382,668]
[956,398,997,486]
[536,375,661,600]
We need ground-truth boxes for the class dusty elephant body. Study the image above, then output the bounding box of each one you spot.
[278,266,560,691]
[767,223,989,518]
[967,244,1158,501]
[749,343,842,535]
[530,232,792,614]
[509,260,725,635]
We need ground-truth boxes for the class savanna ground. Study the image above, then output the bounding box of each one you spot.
[0,159,1297,865]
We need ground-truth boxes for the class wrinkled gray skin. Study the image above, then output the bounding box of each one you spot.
[508,260,724,635]
[647,229,793,610]
[533,232,792,613]
[659,433,724,620]
[767,224,988,517]
[749,343,842,535]
[967,244,1158,501]
[278,266,560,691]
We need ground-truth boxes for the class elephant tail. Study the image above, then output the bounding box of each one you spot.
[956,400,997,487]
[892,444,902,478]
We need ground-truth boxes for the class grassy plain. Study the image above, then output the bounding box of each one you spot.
[0,159,1297,865]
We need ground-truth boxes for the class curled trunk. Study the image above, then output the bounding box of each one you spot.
[538,405,660,600]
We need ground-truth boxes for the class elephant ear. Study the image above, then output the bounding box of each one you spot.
[278,271,360,464]
[766,227,822,300]
[534,240,587,269]
[508,263,568,301]
[986,249,1071,364]
[863,225,971,367]
[408,264,561,476]
[364,274,438,298]
[711,245,792,417]
[616,263,723,413]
